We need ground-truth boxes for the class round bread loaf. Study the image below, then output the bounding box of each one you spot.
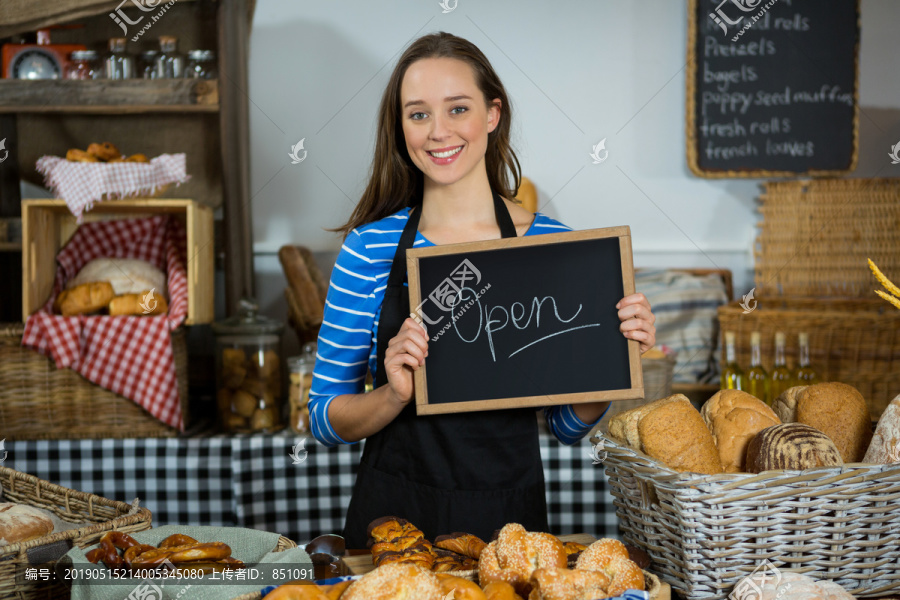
[771,385,807,423]
[745,424,843,473]
[68,258,167,298]
[0,503,54,546]
[796,382,872,463]
[341,562,443,600]
[863,393,900,464]
[701,389,781,473]
[637,396,724,474]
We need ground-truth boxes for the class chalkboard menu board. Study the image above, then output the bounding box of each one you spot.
[407,227,644,415]
[687,0,859,177]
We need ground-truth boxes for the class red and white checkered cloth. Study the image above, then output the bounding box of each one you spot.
[22,216,190,431]
[35,154,190,222]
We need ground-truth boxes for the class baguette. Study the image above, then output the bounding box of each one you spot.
[108,292,168,316]
[57,281,115,316]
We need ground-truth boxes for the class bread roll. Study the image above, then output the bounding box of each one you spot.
[0,503,54,546]
[863,393,900,464]
[771,386,807,423]
[108,292,168,316]
[69,258,167,298]
[796,383,872,463]
[701,389,781,473]
[341,562,443,600]
[56,281,115,316]
[87,142,121,161]
[607,395,689,450]
[733,571,854,600]
[637,397,724,474]
[481,581,523,600]
[745,424,843,473]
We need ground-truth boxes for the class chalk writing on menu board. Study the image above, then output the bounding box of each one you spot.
[407,227,644,416]
[687,0,859,177]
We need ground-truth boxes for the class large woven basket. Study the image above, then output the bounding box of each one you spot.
[755,178,900,297]
[0,323,188,439]
[717,297,900,418]
[0,466,153,600]
[595,434,900,600]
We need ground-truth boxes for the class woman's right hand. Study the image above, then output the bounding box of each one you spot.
[383,317,429,405]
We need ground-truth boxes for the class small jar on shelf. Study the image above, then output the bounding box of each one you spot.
[138,50,159,79]
[155,36,185,78]
[104,38,134,80]
[183,50,217,79]
[66,50,100,80]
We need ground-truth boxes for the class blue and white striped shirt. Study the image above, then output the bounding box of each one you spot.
[309,207,608,447]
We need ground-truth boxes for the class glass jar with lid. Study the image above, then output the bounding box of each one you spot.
[138,50,158,79]
[66,50,100,80]
[287,343,316,434]
[183,50,216,79]
[104,38,133,79]
[155,36,185,78]
[212,298,285,433]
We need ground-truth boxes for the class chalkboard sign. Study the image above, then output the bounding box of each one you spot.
[687,0,859,177]
[406,227,644,415]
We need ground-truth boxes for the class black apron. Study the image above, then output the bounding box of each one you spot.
[342,191,549,548]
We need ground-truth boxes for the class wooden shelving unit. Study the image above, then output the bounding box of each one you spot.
[0,79,219,113]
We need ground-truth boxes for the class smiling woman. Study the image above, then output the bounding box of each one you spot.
[308,32,656,548]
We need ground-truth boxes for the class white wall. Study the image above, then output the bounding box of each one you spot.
[247,0,900,352]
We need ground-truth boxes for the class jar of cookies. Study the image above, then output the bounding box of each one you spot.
[287,343,316,434]
[212,298,285,433]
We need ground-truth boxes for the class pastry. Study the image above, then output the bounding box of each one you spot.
[126,153,150,163]
[436,573,488,600]
[66,148,98,162]
[528,567,610,600]
[701,389,781,472]
[108,292,169,316]
[732,571,854,600]
[341,562,444,600]
[56,281,115,316]
[574,538,644,596]
[796,383,872,463]
[478,523,567,597]
[432,548,476,572]
[745,423,843,473]
[637,396,724,474]
[863,393,900,464]
[434,531,487,559]
[0,503,54,546]
[482,581,524,600]
[366,516,435,570]
[87,142,122,161]
[262,585,330,600]
[771,386,807,424]
[69,258,167,298]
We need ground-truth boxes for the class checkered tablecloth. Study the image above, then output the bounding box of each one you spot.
[4,431,618,545]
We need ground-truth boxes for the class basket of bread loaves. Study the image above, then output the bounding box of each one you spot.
[0,466,152,600]
[593,385,900,600]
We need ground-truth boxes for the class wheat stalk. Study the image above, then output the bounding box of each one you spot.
[869,258,900,310]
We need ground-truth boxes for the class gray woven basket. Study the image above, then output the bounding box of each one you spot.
[595,434,900,600]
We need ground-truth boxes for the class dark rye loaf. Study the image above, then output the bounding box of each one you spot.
[745,424,844,473]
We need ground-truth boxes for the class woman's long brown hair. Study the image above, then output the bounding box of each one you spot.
[333,32,521,236]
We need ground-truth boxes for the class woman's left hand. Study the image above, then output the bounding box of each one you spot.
[617,293,656,353]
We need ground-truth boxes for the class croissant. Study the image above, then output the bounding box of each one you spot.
[56,281,115,316]
[435,532,487,559]
[108,291,168,316]
[482,581,524,600]
[87,142,121,161]
[66,148,98,162]
[436,572,488,600]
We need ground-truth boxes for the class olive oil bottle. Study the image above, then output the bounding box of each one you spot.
[746,331,770,404]
[794,332,820,385]
[770,331,793,401]
[720,331,743,390]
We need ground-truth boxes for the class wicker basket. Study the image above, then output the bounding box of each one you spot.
[717,297,900,418]
[595,434,900,600]
[0,466,153,600]
[0,323,188,439]
[755,178,900,297]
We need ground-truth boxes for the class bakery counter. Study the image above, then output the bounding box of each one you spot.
[3,430,617,545]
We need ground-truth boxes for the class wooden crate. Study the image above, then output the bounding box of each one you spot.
[21,198,213,325]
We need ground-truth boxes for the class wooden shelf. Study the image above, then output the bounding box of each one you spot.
[0,79,219,114]
[0,241,22,252]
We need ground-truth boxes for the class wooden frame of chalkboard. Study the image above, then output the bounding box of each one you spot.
[686,0,860,178]
[406,226,644,416]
